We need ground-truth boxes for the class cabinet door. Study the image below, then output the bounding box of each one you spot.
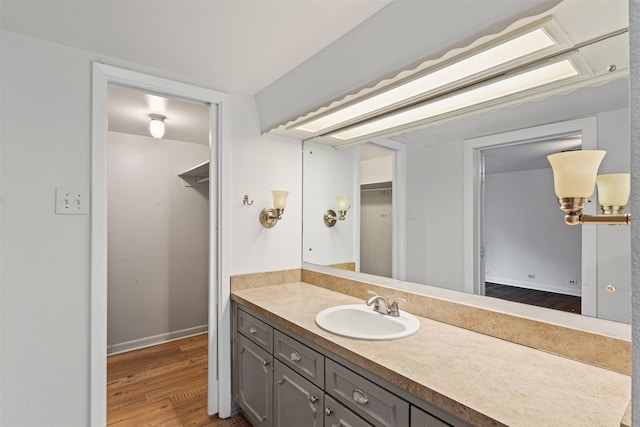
[273,359,324,427]
[411,406,451,427]
[325,394,374,427]
[236,334,273,427]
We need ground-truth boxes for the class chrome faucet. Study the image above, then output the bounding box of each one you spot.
[366,291,389,315]
[388,298,406,317]
[366,291,407,317]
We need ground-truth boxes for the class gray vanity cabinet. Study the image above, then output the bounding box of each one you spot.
[325,358,409,427]
[234,303,458,427]
[324,395,374,427]
[411,407,451,427]
[273,359,324,427]
[236,333,273,427]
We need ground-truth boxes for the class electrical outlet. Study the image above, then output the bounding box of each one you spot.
[56,188,90,215]
[528,274,536,279]
[568,279,578,286]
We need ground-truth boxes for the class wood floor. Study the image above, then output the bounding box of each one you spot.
[107,333,251,427]
[485,282,581,314]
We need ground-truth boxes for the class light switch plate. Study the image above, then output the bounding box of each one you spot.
[55,188,90,215]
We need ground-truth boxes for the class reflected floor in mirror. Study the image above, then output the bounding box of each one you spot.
[485,282,581,314]
[107,333,251,427]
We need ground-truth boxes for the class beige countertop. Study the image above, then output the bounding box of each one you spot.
[232,282,631,427]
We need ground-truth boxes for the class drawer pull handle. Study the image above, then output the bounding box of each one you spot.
[325,407,333,416]
[352,389,368,404]
[290,352,302,362]
[263,359,270,367]
[248,326,257,334]
[310,395,318,403]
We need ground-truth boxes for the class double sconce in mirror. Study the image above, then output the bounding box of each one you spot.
[324,196,350,227]
[547,150,630,226]
[260,190,289,228]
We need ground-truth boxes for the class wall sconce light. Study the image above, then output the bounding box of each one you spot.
[547,150,631,226]
[259,190,288,228]
[324,196,350,227]
[149,114,166,139]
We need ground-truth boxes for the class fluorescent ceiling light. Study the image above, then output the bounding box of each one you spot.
[330,59,579,141]
[295,28,557,134]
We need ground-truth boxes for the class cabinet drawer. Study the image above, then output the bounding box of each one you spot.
[325,394,374,427]
[237,308,273,352]
[274,330,325,388]
[411,406,451,427]
[325,359,409,427]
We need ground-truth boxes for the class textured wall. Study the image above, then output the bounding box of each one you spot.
[630,0,640,423]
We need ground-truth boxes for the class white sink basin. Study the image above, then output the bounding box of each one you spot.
[315,304,420,340]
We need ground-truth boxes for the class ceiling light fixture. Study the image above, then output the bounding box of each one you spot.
[149,114,166,139]
[330,59,579,141]
[293,25,561,135]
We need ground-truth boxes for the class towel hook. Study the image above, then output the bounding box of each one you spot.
[242,195,254,206]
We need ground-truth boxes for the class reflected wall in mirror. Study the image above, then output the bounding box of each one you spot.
[302,3,630,323]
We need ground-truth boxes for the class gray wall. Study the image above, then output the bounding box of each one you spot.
[360,186,392,277]
[107,131,209,352]
[484,168,581,296]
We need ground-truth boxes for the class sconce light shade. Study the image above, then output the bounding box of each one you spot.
[597,173,630,211]
[324,195,351,227]
[149,114,166,139]
[547,150,606,198]
[272,190,289,210]
[260,190,288,228]
[336,196,350,212]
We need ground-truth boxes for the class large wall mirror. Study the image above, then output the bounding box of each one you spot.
[302,1,630,324]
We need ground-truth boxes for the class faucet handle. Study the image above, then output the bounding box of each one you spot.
[388,298,407,317]
[367,290,378,297]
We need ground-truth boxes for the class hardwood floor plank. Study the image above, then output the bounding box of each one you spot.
[485,282,581,314]
[107,333,251,427]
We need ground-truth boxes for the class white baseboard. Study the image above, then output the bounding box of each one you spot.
[107,324,208,355]
[485,276,581,297]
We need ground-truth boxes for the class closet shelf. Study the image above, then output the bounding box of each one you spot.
[178,161,209,186]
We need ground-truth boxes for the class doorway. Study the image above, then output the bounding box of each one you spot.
[480,136,583,313]
[106,84,211,355]
[464,116,598,317]
[91,63,230,426]
[360,143,394,278]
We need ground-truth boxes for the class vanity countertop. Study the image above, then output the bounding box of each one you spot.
[231,282,631,427]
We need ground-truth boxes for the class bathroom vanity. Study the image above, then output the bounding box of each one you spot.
[231,271,631,427]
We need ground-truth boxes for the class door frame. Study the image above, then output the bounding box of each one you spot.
[90,63,231,425]
[463,117,598,315]
[367,138,407,280]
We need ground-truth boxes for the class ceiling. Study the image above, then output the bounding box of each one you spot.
[2,0,629,151]
[0,0,390,94]
[1,0,391,143]
[107,84,210,144]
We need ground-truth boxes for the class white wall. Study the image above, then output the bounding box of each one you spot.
[484,168,581,296]
[107,132,209,352]
[228,92,302,275]
[303,141,358,266]
[596,108,631,322]
[361,155,392,185]
[0,30,302,426]
[406,141,466,291]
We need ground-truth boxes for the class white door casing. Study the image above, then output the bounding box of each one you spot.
[91,63,231,426]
